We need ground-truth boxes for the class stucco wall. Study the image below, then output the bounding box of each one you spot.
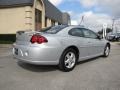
[0,0,63,34]
[45,17,59,27]
[0,7,29,34]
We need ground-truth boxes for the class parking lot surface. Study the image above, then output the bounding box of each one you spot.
[0,43,120,90]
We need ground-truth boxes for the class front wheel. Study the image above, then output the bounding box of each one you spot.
[103,45,110,57]
[59,48,77,72]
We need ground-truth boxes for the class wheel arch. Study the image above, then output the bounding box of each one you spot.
[62,45,79,60]
[106,42,111,49]
[58,45,80,71]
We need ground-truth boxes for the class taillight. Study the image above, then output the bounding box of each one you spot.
[30,35,48,44]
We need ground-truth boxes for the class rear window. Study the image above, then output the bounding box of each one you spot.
[40,25,68,34]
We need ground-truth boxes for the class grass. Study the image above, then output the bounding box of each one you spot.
[0,34,16,44]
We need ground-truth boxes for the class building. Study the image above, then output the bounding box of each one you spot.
[62,13,71,25]
[0,0,70,34]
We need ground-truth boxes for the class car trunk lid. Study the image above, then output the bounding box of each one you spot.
[16,31,41,45]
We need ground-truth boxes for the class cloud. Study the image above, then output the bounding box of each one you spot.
[97,0,120,18]
[81,11,112,31]
[79,0,120,18]
[48,0,63,6]
[49,0,120,31]
[79,0,97,8]
[71,20,78,25]
[69,11,112,31]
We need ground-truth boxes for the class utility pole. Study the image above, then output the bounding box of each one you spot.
[115,27,118,34]
[112,19,115,34]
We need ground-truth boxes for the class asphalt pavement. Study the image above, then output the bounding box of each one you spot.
[0,43,120,90]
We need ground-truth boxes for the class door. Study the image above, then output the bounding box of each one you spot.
[68,28,90,60]
[35,9,42,31]
[82,29,104,57]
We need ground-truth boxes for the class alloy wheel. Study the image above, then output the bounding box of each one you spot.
[64,52,76,69]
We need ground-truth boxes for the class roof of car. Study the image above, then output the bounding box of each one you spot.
[68,25,85,28]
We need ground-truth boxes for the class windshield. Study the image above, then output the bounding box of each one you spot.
[40,25,68,34]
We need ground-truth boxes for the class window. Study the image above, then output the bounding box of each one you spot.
[35,9,42,30]
[83,29,98,39]
[40,25,68,34]
[69,28,84,37]
[45,17,47,27]
[35,9,42,23]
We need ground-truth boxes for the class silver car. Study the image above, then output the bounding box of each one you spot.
[13,25,110,72]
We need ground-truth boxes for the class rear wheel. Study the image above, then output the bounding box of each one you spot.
[103,45,110,57]
[59,48,77,72]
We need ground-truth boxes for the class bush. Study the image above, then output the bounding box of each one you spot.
[0,34,16,44]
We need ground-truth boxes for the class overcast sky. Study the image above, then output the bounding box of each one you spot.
[49,0,120,32]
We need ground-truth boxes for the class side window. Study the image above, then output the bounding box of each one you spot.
[83,29,98,39]
[69,28,84,37]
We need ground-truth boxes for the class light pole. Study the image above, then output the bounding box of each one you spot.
[112,18,116,34]
[103,23,107,39]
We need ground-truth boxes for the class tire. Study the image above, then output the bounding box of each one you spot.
[103,45,110,57]
[59,48,77,72]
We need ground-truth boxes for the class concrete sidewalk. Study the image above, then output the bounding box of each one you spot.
[0,41,120,90]
[0,44,12,48]
[111,42,120,46]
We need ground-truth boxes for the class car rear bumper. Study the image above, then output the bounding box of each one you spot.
[14,57,58,65]
[13,44,61,65]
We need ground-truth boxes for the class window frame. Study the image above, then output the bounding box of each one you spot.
[82,28,99,39]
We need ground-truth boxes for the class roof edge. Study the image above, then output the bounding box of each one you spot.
[0,3,33,8]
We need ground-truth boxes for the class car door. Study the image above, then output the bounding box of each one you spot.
[82,29,104,57]
[68,28,90,60]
